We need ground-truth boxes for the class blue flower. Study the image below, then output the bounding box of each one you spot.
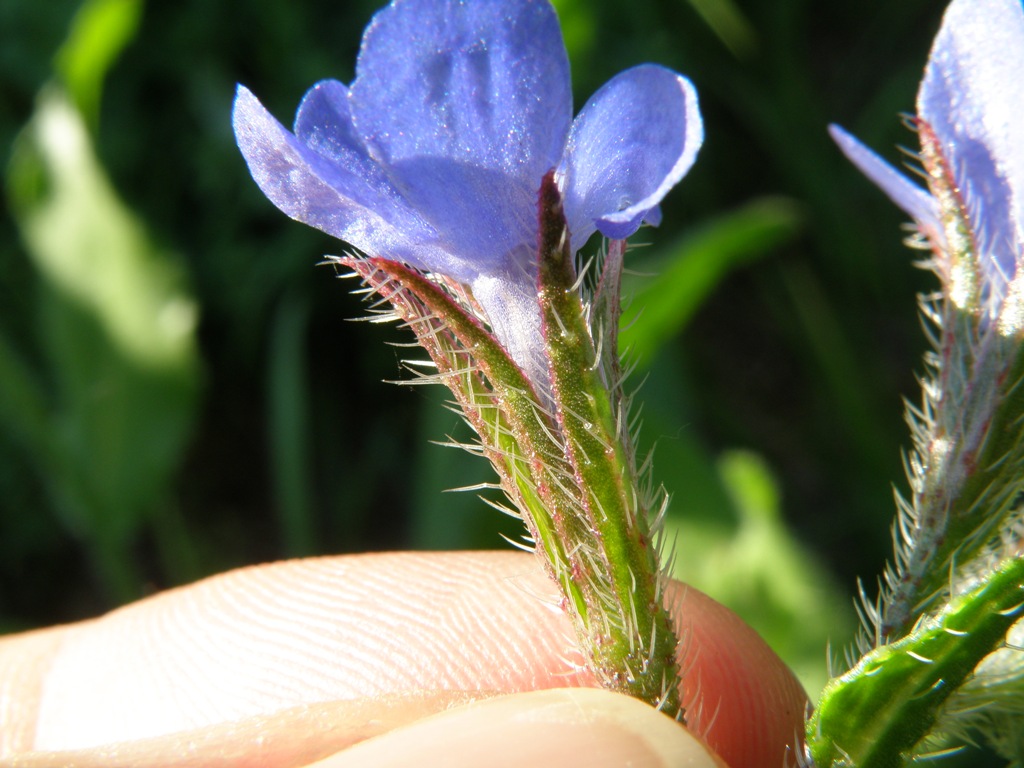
[233,0,702,381]
[830,0,1024,323]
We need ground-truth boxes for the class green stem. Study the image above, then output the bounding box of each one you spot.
[339,175,682,717]
[808,556,1024,767]
[536,173,682,716]
[883,312,1024,639]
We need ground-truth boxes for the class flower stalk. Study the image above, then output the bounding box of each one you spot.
[873,121,1024,638]
[822,0,1024,762]
[878,293,1024,642]
[339,172,682,716]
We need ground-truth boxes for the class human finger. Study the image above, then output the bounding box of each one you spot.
[309,688,726,768]
[0,551,805,767]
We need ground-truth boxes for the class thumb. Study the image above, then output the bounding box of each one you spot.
[311,688,727,768]
[670,584,808,768]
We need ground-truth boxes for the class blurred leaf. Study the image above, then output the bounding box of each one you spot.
[780,261,893,481]
[667,450,855,697]
[54,0,143,127]
[634,351,737,530]
[266,288,315,556]
[410,396,522,551]
[621,197,802,370]
[682,0,758,59]
[0,330,51,464]
[5,88,200,601]
[550,0,598,70]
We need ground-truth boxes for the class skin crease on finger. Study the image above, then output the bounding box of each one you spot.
[0,551,807,768]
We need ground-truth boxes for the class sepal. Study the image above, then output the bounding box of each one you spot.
[338,179,684,714]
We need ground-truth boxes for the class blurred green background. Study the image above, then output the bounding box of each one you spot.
[0,0,948,707]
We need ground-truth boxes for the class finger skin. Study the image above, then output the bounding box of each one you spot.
[2,690,726,768]
[0,551,806,767]
[672,585,808,768]
[3,694,488,768]
[310,689,727,768]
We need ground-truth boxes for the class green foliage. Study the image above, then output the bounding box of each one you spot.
[620,196,802,370]
[265,288,315,557]
[55,0,142,126]
[682,0,758,59]
[666,450,854,698]
[5,88,200,602]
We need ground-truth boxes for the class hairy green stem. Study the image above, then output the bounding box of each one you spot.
[535,174,681,715]
[809,556,1024,767]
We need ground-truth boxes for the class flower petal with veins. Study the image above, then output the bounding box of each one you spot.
[233,0,703,383]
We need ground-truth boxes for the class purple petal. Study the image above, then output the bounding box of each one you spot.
[348,0,572,274]
[828,123,941,236]
[919,0,1024,282]
[558,65,702,245]
[291,81,430,241]
[234,85,474,277]
[234,86,421,255]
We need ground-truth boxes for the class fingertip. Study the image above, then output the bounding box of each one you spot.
[670,584,809,768]
[310,688,724,768]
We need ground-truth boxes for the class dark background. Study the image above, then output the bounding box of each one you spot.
[1,0,954,722]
